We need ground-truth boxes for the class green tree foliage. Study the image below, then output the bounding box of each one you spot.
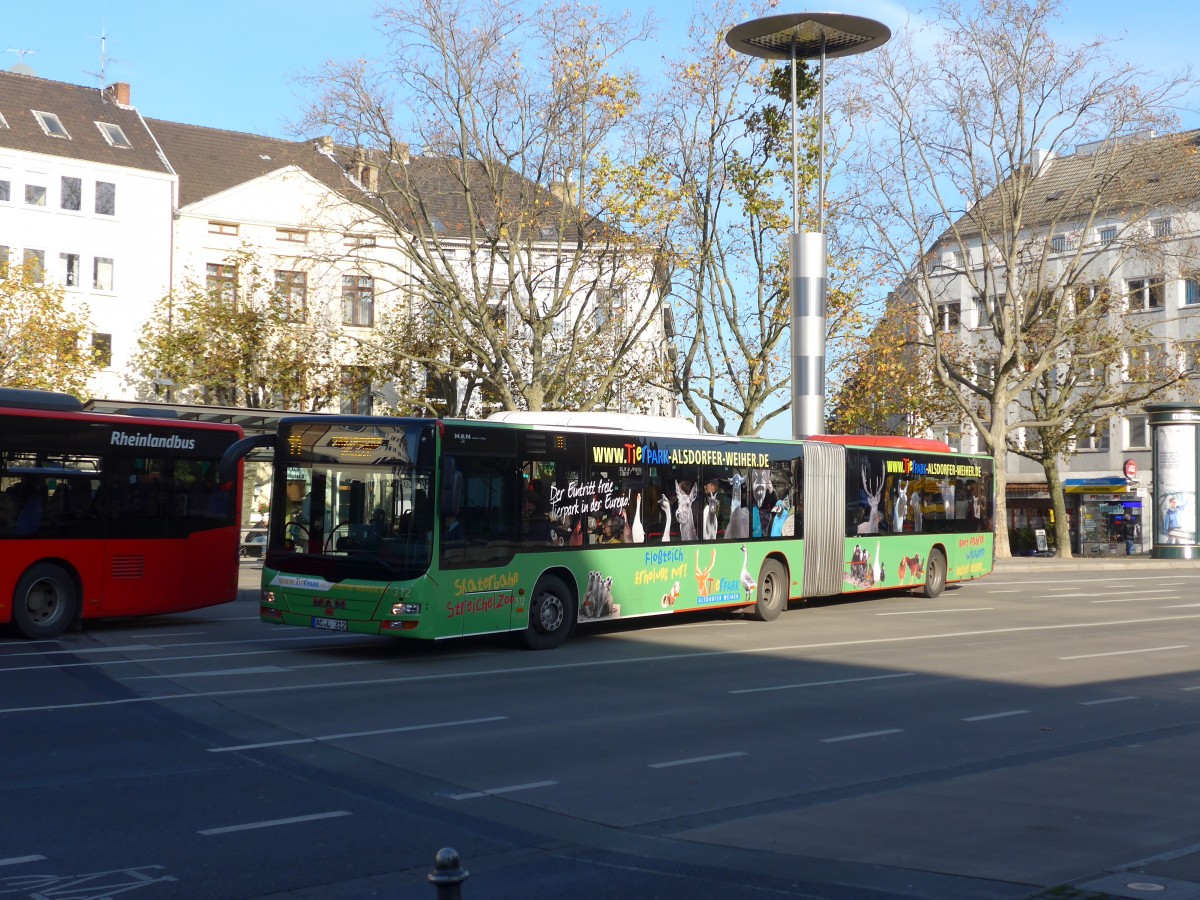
[132,248,368,410]
[0,262,99,396]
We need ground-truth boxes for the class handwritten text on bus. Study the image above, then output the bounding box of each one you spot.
[549,478,630,520]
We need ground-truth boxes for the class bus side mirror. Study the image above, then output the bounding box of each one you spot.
[440,458,462,516]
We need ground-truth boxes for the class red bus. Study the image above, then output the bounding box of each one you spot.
[0,388,245,638]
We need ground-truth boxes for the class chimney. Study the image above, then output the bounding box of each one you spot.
[105,82,131,105]
[315,136,335,154]
[1031,148,1054,175]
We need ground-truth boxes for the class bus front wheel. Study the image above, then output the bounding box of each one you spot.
[520,574,575,650]
[923,549,947,599]
[12,563,79,639]
[751,558,788,622]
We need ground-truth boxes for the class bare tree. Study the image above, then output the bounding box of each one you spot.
[644,0,865,435]
[297,0,672,416]
[841,0,1198,556]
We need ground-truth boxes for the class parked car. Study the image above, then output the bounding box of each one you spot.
[240,528,268,558]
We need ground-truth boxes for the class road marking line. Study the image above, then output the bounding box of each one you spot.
[1180,685,1200,692]
[821,729,903,743]
[1081,696,1139,705]
[986,575,1200,586]
[449,781,557,800]
[649,752,747,769]
[1163,603,1200,609]
[962,709,1030,721]
[1038,593,1085,598]
[208,716,508,752]
[9,613,1200,714]
[1061,645,1187,660]
[0,642,384,674]
[199,811,350,835]
[123,666,291,680]
[730,672,913,695]
[987,589,1022,593]
[1092,597,1179,604]
[877,608,993,615]
[0,855,46,867]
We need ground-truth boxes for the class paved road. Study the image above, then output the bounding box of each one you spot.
[2,556,1200,899]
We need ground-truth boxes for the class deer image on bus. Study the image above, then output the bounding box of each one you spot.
[220,411,994,650]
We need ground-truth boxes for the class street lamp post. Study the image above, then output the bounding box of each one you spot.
[726,13,889,438]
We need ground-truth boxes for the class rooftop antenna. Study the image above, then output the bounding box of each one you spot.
[6,48,37,75]
[84,27,122,97]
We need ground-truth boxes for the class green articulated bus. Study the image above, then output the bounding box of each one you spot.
[221,412,994,650]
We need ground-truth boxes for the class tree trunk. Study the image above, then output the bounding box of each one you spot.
[990,419,1012,559]
[1043,456,1073,559]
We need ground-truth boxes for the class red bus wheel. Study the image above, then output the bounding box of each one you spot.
[12,563,78,639]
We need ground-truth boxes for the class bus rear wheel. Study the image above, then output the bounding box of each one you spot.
[12,563,78,639]
[751,558,788,622]
[923,549,947,598]
[519,574,575,650]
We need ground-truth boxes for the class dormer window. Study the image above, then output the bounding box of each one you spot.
[96,122,132,148]
[0,111,9,129]
[32,110,70,139]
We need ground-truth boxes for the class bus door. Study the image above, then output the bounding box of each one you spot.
[446,455,518,637]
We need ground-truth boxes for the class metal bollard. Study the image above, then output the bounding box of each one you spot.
[427,847,468,899]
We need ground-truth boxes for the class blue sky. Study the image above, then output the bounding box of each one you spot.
[5,0,1198,140]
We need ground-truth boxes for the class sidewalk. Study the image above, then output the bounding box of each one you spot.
[993,553,1188,574]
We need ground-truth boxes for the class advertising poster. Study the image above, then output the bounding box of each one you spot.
[1156,424,1196,545]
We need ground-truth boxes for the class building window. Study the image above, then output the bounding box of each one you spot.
[937,301,961,330]
[25,183,46,206]
[92,333,112,368]
[0,245,8,275]
[1183,342,1200,377]
[275,270,307,321]
[32,110,70,139]
[1127,345,1166,382]
[23,249,45,283]
[1080,419,1110,451]
[208,221,238,236]
[206,263,238,304]
[340,367,372,414]
[343,233,376,249]
[95,122,132,148]
[61,253,80,287]
[1126,414,1148,449]
[61,176,82,211]
[1185,277,1200,307]
[971,294,992,328]
[1099,226,1117,244]
[0,179,9,202]
[1126,277,1163,311]
[1152,217,1172,238]
[930,424,962,452]
[341,275,374,326]
[93,257,114,291]
[276,227,307,243]
[1050,234,1068,254]
[95,181,116,215]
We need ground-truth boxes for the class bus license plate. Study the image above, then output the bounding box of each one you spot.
[311,616,348,632]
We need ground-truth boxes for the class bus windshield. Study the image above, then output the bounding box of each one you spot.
[271,420,436,580]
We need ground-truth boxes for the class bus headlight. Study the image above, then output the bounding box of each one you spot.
[391,602,421,615]
[262,590,277,604]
